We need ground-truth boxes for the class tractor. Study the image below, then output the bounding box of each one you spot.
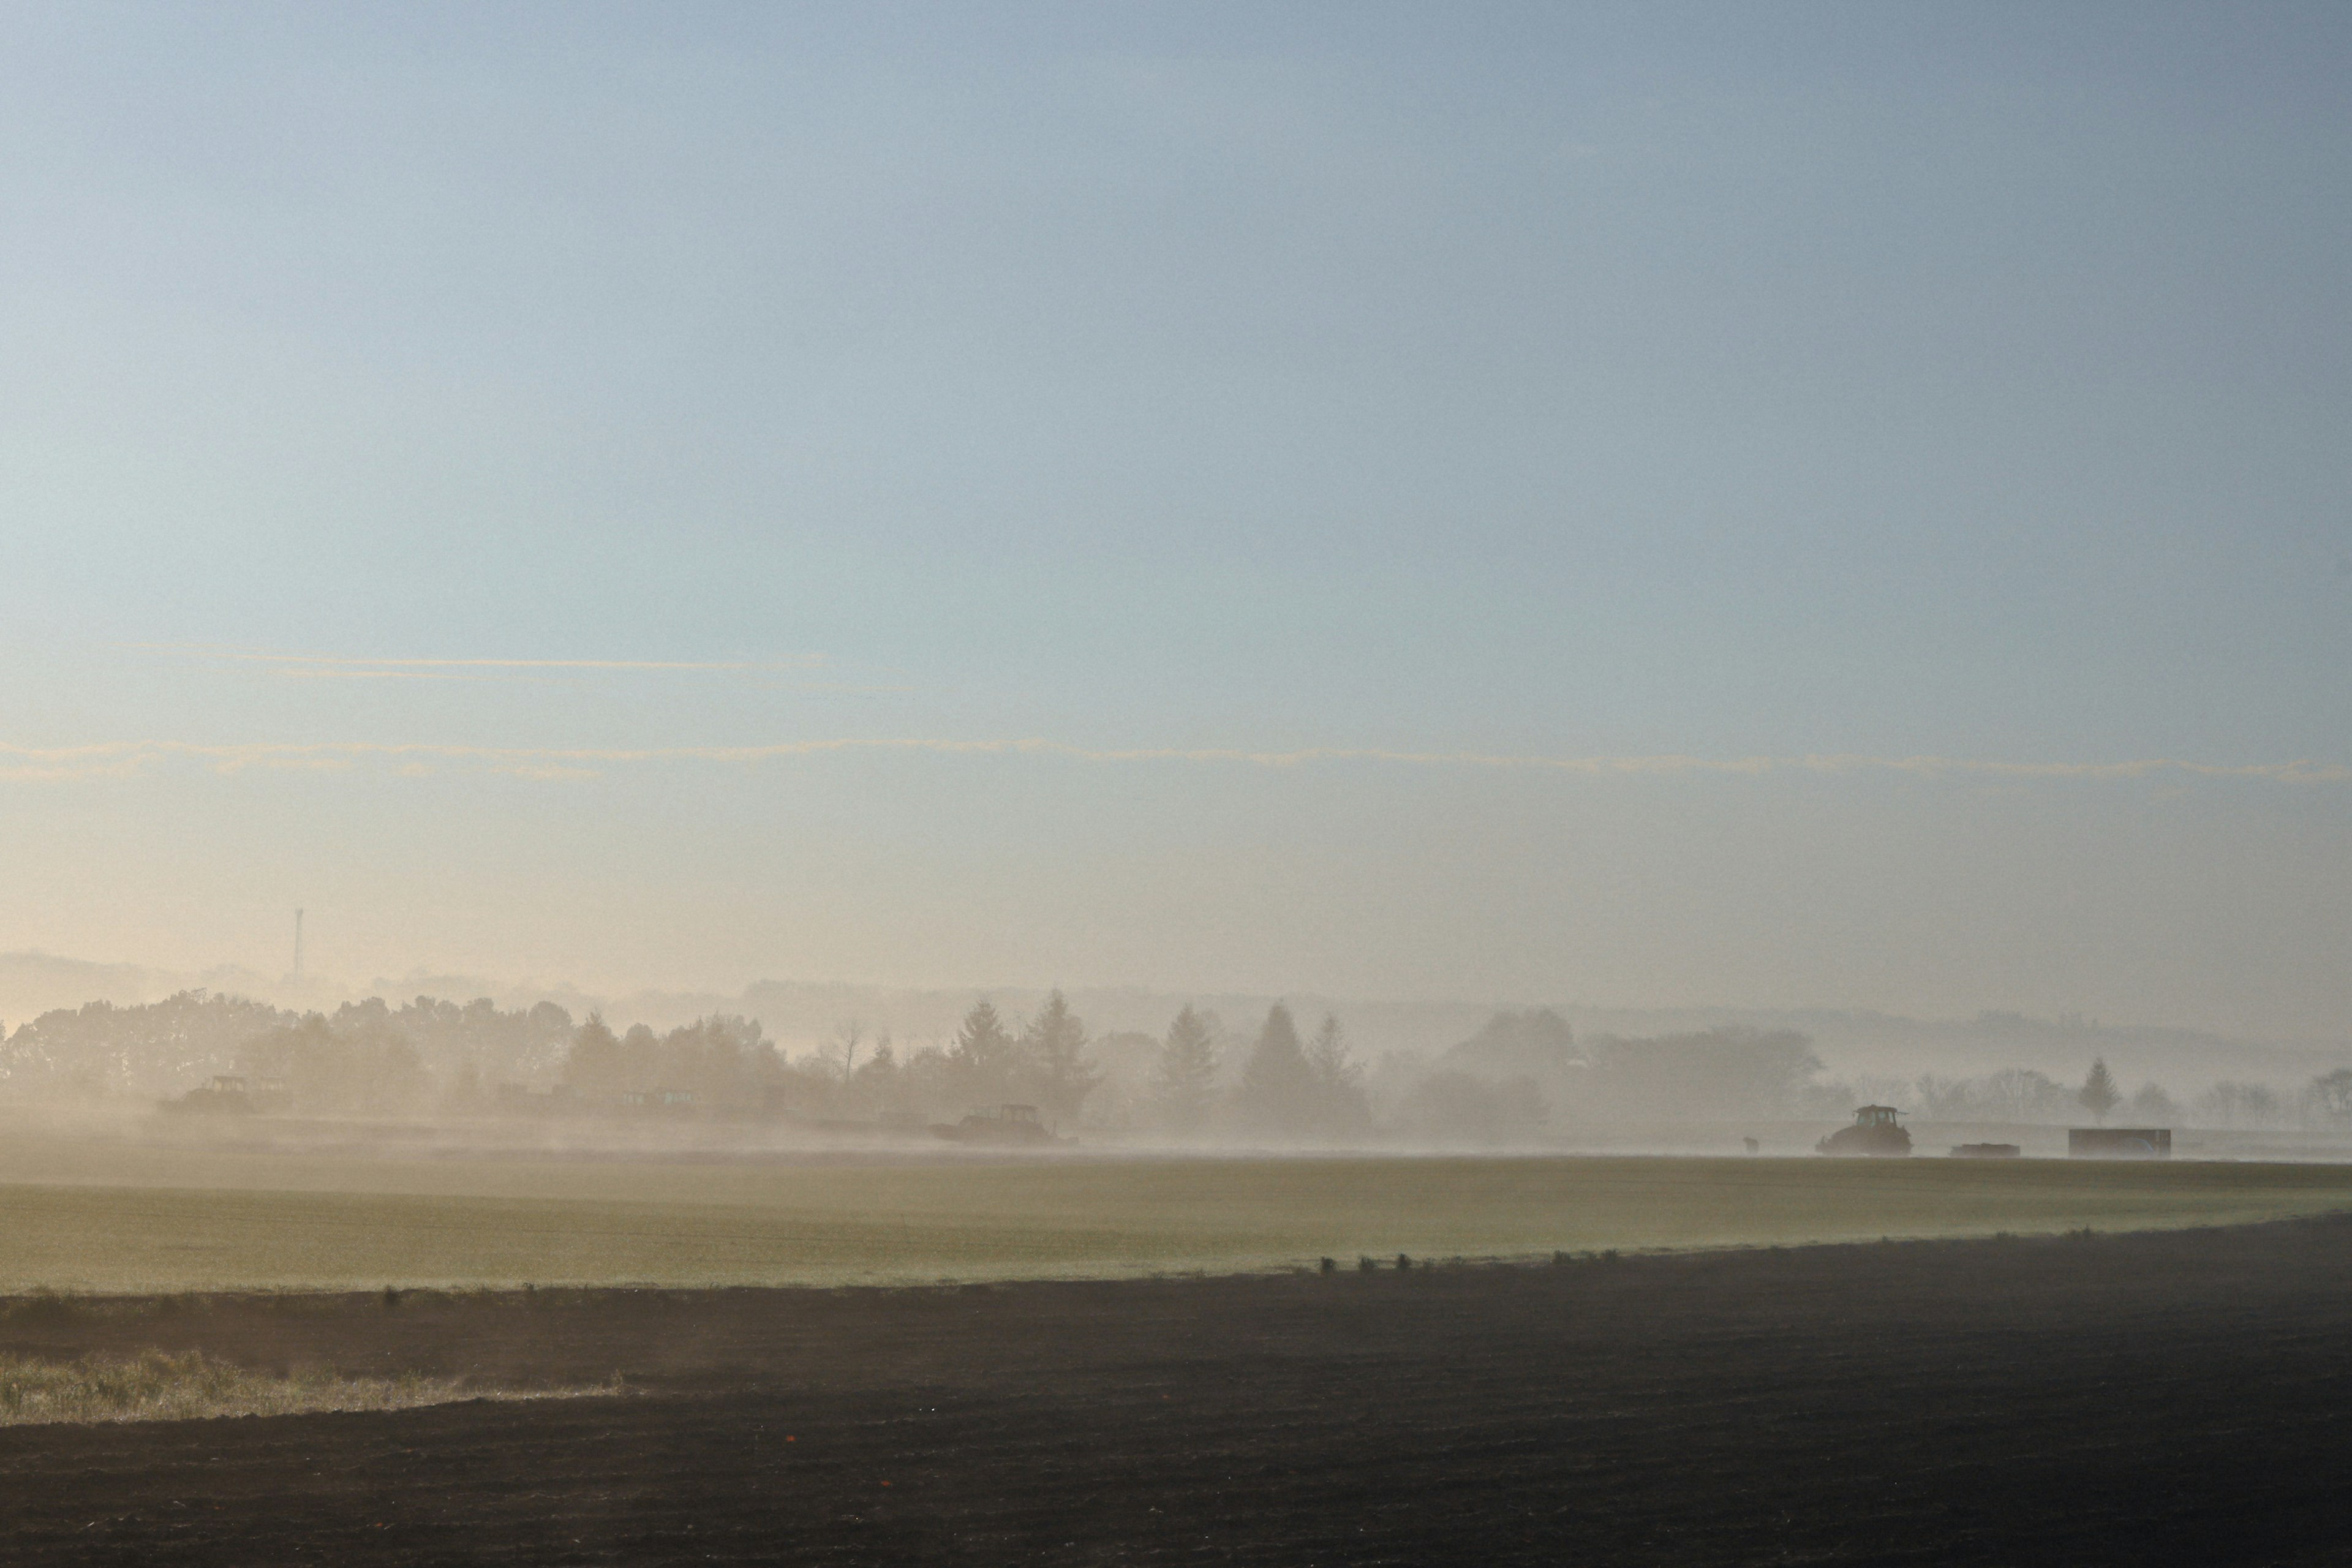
[1816,1104,1912,1156]
[933,1103,1071,1146]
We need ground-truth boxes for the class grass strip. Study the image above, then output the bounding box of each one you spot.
[0,1349,541,1426]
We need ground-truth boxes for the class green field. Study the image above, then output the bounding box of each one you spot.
[5,1131,2352,1293]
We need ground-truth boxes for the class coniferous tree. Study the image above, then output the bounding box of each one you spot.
[1306,1012,1373,1139]
[948,1000,1020,1110]
[2078,1057,2120,1125]
[1237,1003,1318,1139]
[848,1033,903,1117]
[1020,990,1101,1125]
[1152,1005,1221,1135]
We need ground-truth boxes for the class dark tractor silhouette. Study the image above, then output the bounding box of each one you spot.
[1817,1104,1912,1157]
[934,1103,1071,1146]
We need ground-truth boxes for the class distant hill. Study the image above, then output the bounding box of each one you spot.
[0,951,175,1027]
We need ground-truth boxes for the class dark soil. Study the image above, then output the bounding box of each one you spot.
[4,1218,2351,1565]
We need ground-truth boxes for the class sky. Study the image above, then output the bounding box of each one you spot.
[1,2,2348,1036]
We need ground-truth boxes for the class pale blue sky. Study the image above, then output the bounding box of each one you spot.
[3,4,2348,1033]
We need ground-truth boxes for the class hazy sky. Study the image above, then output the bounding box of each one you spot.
[3,3,2348,1035]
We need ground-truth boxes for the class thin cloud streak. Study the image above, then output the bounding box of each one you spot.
[124,644,823,675]
[2,738,2349,785]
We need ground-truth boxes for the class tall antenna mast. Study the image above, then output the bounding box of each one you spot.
[293,908,304,977]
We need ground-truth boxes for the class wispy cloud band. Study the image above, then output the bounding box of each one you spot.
[125,644,824,680]
[2,737,2348,785]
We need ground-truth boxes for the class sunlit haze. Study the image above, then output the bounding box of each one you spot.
[5,4,2348,1038]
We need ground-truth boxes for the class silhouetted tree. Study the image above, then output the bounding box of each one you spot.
[0,990,287,1096]
[1915,1069,2068,1124]
[2128,1082,2177,1125]
[619,1023,660,1087]
[846,1033,907,1118]
[1306,1013,1372,1139]
[238,1013,428,1115]
[900,1040,956,1115]
[658,1014,773,1109]
[1151,1005,1221,1134]
[1020,990,1100,1124]
[1446,1009,1577,1076]
[2079,1058,2120,1125]
[948,1000,1020,1110]
[1237,1003,1317,1139]
[1396,1071,1547,1146]
[2195,1079,2282,1128]
[2307,1068,2352,1123]
[1442,1014,1827,1125]
[832,1019,864,1078]
[562,1014,625,1096]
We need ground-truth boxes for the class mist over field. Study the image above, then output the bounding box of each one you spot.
[4,948,2347,1162]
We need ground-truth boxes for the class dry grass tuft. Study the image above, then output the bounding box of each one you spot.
[0,1350,494,1426]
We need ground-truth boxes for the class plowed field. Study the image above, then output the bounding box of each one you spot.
[2,1216,2350,1564]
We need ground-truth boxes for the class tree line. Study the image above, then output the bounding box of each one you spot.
[1842,1057,2352,1132]
[10,988,2352,1142]
[551,993,1374,1141]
